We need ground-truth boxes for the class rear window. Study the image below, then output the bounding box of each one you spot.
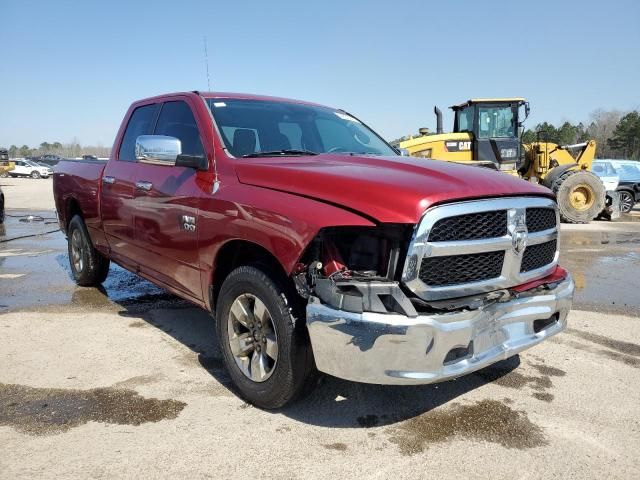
[118,104,158,161]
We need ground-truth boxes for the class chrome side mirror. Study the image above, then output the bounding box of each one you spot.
[135,135,181,166]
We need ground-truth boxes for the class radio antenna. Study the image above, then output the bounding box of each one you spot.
[203,35,211,91]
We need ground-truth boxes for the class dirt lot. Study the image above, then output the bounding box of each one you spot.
[1,177,640,479]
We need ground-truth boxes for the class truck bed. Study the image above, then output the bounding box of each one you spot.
[53,159,108,235]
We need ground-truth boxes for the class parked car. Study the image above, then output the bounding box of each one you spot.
[36,154,65,167]
[593,160,640,213]
[82,155,99,161]
[9,159,53,179]
[53,91,575,408]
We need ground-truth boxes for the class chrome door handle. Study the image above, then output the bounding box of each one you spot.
[102,176,115,185]
[135,181,153,191]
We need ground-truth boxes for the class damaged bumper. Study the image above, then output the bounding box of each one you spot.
[306,274,574,385]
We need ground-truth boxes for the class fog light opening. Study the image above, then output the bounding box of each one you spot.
[443,341,474,365]
[533,313,559,333]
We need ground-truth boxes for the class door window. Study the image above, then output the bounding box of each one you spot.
[154,101,204,157]
[118,104,158,161]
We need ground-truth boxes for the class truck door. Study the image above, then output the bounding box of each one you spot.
[101,103,158,268]
[132,99,204,302]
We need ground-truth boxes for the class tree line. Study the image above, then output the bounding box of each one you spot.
[2,140,111,159]
[522,109,640,160]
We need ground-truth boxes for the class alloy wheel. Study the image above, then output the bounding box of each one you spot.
[227,293,278,382]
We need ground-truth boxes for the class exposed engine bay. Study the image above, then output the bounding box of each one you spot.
[292,226,566,317]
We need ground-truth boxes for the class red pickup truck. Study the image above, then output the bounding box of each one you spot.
[54,92,574,408]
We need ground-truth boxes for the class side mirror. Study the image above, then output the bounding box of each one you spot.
[399,148,410,157]
[175,154,208,171]
[135,135,181,166]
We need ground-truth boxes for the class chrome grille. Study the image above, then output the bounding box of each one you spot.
[428,210,507,241]
[521,239,557,273]
[526,208,556,233]
[402,197,559,301]
[419,251,504,286]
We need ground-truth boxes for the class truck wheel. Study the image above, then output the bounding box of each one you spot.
[618,190,635,213]
[552,170,605,223]
[67,215,110,286]
[31,170,41,179]
[216,265,316,409]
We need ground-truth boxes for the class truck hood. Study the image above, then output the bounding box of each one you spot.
[235,154,552,223]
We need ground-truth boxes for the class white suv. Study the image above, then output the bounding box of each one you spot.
[9,159,53,179]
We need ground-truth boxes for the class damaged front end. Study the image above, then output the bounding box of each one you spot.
[296,197,575,385]
[292,225,418,316]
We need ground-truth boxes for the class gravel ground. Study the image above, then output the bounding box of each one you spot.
[1,177,639,479]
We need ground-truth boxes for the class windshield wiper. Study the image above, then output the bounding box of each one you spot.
[242,149,318,158]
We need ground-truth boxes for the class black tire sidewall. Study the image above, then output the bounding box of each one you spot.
[31,170,40,179]
[216,265,312,409]
[67,215,109,286]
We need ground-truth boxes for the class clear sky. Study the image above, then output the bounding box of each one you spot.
[1,0,639,148]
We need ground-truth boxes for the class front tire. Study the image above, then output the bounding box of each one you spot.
[67,215,110,286]
[618,190,635,213]
[216,265,316,409]
[31,170,41,179]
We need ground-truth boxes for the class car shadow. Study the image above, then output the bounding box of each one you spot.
[112,292,520,428]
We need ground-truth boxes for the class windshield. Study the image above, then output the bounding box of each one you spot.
[615,164,640,181]
[477,105,517,139]
[207,99,397,158]
[593,162,617,176]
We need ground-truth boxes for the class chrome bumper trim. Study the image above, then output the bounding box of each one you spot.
[306,275,574,385]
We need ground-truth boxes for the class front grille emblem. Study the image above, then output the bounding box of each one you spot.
[512,227,528,256]
[510,210,528,256]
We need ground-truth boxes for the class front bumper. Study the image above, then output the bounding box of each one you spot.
[306,274,574,385]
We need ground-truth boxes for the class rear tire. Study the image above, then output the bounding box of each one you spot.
[216,265,316,409]
[67,215,110,286]
[31,170,41,179]
[618,190,635,213]
[552,170,605,223]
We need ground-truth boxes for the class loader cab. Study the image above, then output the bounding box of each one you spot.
[451,98,528,171]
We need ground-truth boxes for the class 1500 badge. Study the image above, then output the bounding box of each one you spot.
[181,215,196,232]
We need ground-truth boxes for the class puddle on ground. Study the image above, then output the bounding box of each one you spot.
[560,228,640,316]
[0,213,187,312]
[556,337,640,369]
[532,392,554,403]
[323,442,348,451]
[472,360,566,402]
[0,382,186,436]
[566,328,640,357]
[387,399,547,455]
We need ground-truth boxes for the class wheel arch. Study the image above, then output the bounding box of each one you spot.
[65,197,83,232]
[209,239,291,311]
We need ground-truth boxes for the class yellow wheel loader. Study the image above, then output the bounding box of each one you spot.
[399,99,607,223]
[0,149,15,178]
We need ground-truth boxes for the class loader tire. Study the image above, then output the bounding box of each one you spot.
[552,170,605,224]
